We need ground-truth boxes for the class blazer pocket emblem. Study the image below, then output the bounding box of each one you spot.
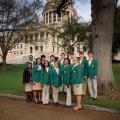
[92,65,94,68]
[81,65,84,67]
[73,70,76,73]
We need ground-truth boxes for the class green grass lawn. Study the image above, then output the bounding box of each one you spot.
[0,64,24,96]
[0,64,120,110]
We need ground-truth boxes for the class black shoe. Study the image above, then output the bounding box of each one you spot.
[54,102,59,107]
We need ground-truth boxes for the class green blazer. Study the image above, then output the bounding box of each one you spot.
[58,59,64,69]
[71,64,83,84]
[32,64,42,82]
[24,61,36,70]
[87,59,98,79]
[79,58,88,78]
[50,67,62,88]
[48,61,54,69]
[41,68,51,85]
[62,64,71,85]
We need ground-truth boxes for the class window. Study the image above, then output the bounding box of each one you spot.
[21,52,23,55]
[30,47,33,54]
[46,33,48,39]
[41,32,44,40]
[21,44,22,49]
[40,46,43,52]
[57,14,61,21]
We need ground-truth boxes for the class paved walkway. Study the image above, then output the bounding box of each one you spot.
[0,97,120,120]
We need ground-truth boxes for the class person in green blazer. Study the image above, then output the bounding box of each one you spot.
[62,58,72,107]
[71,57,83,110]
[87,51,98,100]
[32,58,42,104]
[41,60,51,104]
[58,52,65,93]
[79,52,88,96]
[50,61,62,106]
[24,55,35,70]
[49,55,55,69]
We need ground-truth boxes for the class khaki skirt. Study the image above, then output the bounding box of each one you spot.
[33,82,42,91]
[25,83,33,92]
[73,84,83,95]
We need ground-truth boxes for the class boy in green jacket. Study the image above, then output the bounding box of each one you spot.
[50,61,62,107]
[71,57,83,110]
[62,58,72,107]
[87,51,98,100]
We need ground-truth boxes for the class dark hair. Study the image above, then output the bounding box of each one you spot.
[36,58,41,64]
[61,52,65,56]
[43,60,50,70]
[64,58,70,64]
[88,51,93,54]
[27,62,32,69]
[41,55,46,58]
[50,55,55,58]
[29,55,33,57]
[79,51,84,55]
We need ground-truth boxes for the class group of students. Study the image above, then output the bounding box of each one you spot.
[23,51,98,111]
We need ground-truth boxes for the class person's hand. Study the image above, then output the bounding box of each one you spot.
[94,76,97,79]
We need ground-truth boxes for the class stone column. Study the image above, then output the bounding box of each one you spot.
[38,33,41,41]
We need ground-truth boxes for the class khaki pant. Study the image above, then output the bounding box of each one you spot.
[52,86,59,103]
[82,79,87,96]
[42,84,50,104]
[64,85,72,106]
[88,78,97,98]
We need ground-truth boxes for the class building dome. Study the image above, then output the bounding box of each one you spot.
[43,0,77,25]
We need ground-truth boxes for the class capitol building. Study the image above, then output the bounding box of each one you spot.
[0,0,87,64]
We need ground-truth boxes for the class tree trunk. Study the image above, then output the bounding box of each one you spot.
[91,0,115,95]
[1,52,7,71]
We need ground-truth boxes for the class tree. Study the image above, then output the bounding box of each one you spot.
[112,6,120,58]
[47,17,88,57]
[56,0,117,95]
[0,0,43,69]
